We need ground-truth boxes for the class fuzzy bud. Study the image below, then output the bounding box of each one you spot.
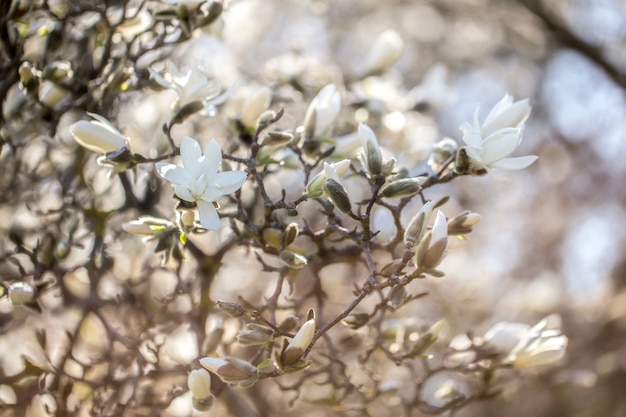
[341,313,370,329]
[323,179,352,213]
[358,124,383,178]
[282,223,300,247]
[8,282,36,305]
[279,250,308,269]
[415,211,448,270]
[200,356,259,387]
[261,131,294,148]
[379,177,425,199]
[447,211,481,236]
[404,201,434,247]
[216,300,245,317]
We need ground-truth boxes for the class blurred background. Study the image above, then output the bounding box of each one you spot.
[2,0,626,416]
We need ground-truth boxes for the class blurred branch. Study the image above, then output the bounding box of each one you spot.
[517,0,626,89]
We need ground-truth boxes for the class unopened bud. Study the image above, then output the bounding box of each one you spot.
[43,61,73,82]
[188,369,212,401]
[8,282,36,305]
[388,284,405,309]
[408,319,445,357]
[282,318,315,366]
[261,131,294,149]
[70,113,128,154]
[256,110,277,132]
[323,179,352,213]
[341,313,370,329]
[381,158,396,177]
[180,210,196,228]
[454,146,487,176]
[19,62,39,91]
[282,223,299,247]
[240,86,272,129]
[200,356,259,386]
[415,211,448,270]
[279,250,308,269]
[379,177,425,199]
[380,258,403,277]
[278,315,298,332]
[428,138,458,172]
[216,300,245,317]
[404,201,434,247]
[358,124,383,177]
[447,211,481,236]
[236,325,275,346]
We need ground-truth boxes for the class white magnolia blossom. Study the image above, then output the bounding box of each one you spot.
[459,94,537,174]
[149,63,221,109]
[303,84,341,138]
[156,137,247,230]
[239,86,272,129]
[70,113,129,154]
[357,29,404,77]
[484,316,568,368]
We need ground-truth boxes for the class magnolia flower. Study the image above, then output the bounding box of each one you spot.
[239,86,272,130]
[122,216,174,242]
[149,63,220,109]
[199,356,259,386]
[415,210,448,270]
[156,137,247,230]
[70,113,129,154]
[303,84,341,138]
[483,317,568,368]
[457,94,537,174]
[357,30,404,77]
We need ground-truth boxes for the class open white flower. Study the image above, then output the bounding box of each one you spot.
[156,137,247,230]
[458,94,537,174]
[149,63,220,109]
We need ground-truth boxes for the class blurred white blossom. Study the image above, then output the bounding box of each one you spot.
[149,64,220,110]
[239,86,272,130]
[303,84,341,138]
[357,30,404,77]
[187,369,212,401]
[483,316,568,368]
[156,137,247,230]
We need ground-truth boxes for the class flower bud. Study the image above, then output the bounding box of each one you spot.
[388,284,405,309]
[200,356,259,386]
[282,222,299,247]
[447,211,481,236]
[240,86,272,129]
[358,124,383,178]
[19,62,40,92]
[307,160,351,197]
[216,300,245,317]
[43,61,73,82]
[188,369,212,401]
[415,211,448,270]
[38,81,70,109]
[404,201,434,247]
[408,319,445,356]
[323,179,352,213]
[8,282,36,305]
[70,113,128,154]
[428,138,458,172]
[279,250,308,269]
[303,84,341,138]
[341,313,370,329]
[357,30,404,77]
[260,131,294,148]
[379,177,425,199]
[255,110,277,132]
[179,210,196,228]
[282,318,315,366]
[236,323,274,346]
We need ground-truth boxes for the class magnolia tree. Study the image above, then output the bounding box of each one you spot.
[0,1,569,416]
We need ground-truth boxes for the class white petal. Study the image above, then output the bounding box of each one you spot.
[180,136,203,173]
[202,139,223,174]
[215,170,247,194]
[481,128,521,164]
[358,123,378,148]
[70,120,126,154]
[197,200,221,230]
[431,210,448,242]
[174,184,195,202]
[489,155,538,171]
[156,163,192,185]
[148,67,173,90]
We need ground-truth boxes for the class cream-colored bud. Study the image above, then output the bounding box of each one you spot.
[240,86,272,129]
[303,84,341,137]
[180,210,196,228]
[122,216,172,236]
[447,211,481,236]
[279,250,308,269]
[415,211,448,270]
[70,113,128,154]
[282,318,315,366]
[202,357,259,386]
[404,201,434,247]
[260,131,294,148]
[8,282,36,305]
[188,369,212,400]
[282,223,300,247]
